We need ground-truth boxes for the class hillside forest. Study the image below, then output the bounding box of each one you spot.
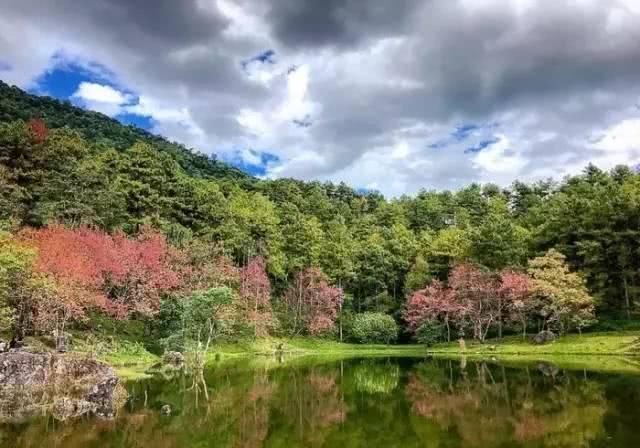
[2,80,640,351]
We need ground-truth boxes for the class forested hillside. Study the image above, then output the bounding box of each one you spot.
[2,81,640,350]
[0,81,252,182]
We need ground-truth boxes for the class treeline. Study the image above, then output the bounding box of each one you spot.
[1,87,640,345]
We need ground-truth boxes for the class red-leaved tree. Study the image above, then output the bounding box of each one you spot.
[449,263,499,342]
[498,270,531,339]
[404,280,460,341]
[239,256,273,337]
[23,225,182,320]
[284,267,343,335]
[28,118,48,144]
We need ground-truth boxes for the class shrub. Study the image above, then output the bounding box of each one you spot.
[350,312,398,344]
[416,320,445,346]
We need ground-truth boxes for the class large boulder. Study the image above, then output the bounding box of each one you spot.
[0,352,126,422]
[532,330,556,345]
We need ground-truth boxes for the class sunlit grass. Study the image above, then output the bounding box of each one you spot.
[427,331,640,356]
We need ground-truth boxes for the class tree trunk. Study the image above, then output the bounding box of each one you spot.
[624,275,631,320]
[498,297,503,339]
[445,317,451,343]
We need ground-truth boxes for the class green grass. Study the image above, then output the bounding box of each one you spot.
[208,337,426,358]
[426,331,640,356]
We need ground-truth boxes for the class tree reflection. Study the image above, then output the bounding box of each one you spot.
[406,359,607,448]
[2,357,630,448]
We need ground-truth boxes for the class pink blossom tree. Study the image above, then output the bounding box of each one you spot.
[499,270,531,339]
[404,280,460,342]
[284,267,343,335]
[239,256,273,337]
[449,263,499,342]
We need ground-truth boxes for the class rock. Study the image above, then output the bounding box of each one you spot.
[162,351,185,368]
[537,361,560,377]
[0,352,126,422]
[533,330,556,345]
[161,404,172,415]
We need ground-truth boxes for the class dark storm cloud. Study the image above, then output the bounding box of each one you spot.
[264,0,419,48]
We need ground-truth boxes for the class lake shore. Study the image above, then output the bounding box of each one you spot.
[73,331,640,379]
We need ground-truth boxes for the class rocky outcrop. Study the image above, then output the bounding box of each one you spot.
[533,330,556,345]
[0,352,126,422]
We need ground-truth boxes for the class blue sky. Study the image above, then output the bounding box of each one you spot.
[32,62,154,130]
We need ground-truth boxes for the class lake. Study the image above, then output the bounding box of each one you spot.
[3,355,640,447]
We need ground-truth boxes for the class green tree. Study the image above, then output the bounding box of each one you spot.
[528,249,596,334]
[405,255,431,293]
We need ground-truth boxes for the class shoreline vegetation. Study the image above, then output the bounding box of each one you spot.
[51,330,640,379]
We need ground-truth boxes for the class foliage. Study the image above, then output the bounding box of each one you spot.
[528,249,596,334]
[0,80,252,182]
[238,256,273,337]
[415,320,446,346]
[283,267,343,335]
[22,225,182,318]
[0,231,36,334]
[350,312,399,344]
[0,82,637,344]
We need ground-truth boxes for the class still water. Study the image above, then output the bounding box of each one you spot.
[3,356,640,447]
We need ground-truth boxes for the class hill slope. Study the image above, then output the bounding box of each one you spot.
[0,80,252,183]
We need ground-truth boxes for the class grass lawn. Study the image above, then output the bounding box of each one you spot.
[426,331,640,356]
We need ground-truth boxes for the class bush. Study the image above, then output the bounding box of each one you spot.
[416,320,445,347]
[350,312,398,344]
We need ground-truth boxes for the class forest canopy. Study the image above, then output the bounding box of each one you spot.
[1,81,639,347]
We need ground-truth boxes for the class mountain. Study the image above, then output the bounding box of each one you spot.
[0,80,253,183]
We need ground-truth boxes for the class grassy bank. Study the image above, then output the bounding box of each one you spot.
[426,331,640,356]
[209,337,425,357]
[18,330,640,378]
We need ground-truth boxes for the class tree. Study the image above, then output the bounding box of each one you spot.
[425,227,472,277]
[284,267,343,335]
[23,225,182,319]
[527,249,596,334]
[404,280,459,342]
[449,263,499,342]
[405,255,431,293]
[239,256,273,337]
[0,231,36,338]
[471,197,530,270]
[499,270,531,339]
[182,287,234,368]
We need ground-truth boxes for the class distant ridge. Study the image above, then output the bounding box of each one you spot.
[0,80,253,183]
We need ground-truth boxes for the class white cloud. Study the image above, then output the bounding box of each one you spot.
[73,81,129,104]
[71,82,132,117]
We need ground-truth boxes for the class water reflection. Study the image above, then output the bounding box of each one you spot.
[3,356,640,447]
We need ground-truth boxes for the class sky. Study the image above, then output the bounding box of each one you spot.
[1,0,640,196]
